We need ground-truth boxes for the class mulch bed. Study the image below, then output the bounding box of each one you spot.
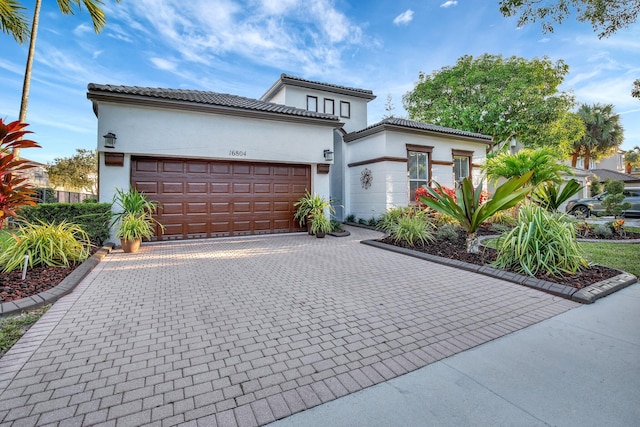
[380,227,621,290]
[576,230,640,240]
[0,263,82,303]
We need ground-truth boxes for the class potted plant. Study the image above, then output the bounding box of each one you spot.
[310,211,331,238]
[112,187,164,252]
[294,191,335,234]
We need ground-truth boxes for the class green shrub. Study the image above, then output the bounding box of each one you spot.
[389,215,434,247]
[116,213,156,241]
[82,198,98,204]
[377,207,426,233]
[486,208,517,227]
[593,224,613,238]
[18,203,111,246]
[330,220,343,232]
[0,221,91,272]
[493,205,588,276]
[358,218,367,225]
[346,214,356,223]
[602,180,631,217]
[434,224,460,242]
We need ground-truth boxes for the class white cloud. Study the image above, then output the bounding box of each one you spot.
[539,37,551,43]
[393,10,414,26]
[73,23,92,36]
[150,57,178,72]
[440,1,458,8]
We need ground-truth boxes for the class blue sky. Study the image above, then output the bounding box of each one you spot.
[1,0,639,164]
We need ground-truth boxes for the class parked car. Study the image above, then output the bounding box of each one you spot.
[566,187,640,217]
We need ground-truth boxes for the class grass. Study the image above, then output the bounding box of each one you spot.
[0,306,50,358]
[579,242,640,278]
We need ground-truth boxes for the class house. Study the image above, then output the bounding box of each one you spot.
[87,74,490,241]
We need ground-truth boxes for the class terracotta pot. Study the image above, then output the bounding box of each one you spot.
[121,238,141,253]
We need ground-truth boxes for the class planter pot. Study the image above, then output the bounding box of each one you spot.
[306,219,315,235]
[316,230,326,238]
[121,238,141,253]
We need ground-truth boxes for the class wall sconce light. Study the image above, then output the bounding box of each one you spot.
[103,132,117,149]
[324,149,334,162]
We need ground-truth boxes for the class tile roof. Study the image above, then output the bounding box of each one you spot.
[587,168,640,183]
[87,84,340,121]
[345,117,492,142]
[279,74,375,97]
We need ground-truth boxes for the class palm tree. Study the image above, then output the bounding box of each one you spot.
[571,103,624,170]
[6,0,120,157]
[482,147,569,187]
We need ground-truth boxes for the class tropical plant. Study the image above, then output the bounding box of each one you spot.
[483,147,569,186]
[531,179,583,212]
[389,214,434,248]
[115,212,156,242]
[571,103,624,169]
[309,212,331,236]
[293,191,334,230]
[486,208,518,227]
[8,0,121,157]
[377,206,427,234]
[419,172,533,253]
[112,187,163,241]
[0,119,41,229]
[434,223,460,242]
[602,180,631,218]
[493,205,588,277]
[330,219,343,232]
[0,220,90,272]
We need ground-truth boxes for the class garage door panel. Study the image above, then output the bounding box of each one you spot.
[132,158,310,240]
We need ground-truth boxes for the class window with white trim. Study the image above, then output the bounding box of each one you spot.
[408,151,429,201]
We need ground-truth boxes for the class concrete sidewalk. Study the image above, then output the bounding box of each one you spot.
[270,282,640,427]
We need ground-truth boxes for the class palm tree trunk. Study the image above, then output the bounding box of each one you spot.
[466,232,479,254]
[626,163,632,174]
[571,152,579,168]
[15,0,42,159]
[583,148,591,170]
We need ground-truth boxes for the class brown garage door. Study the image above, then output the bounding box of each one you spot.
[131,157,310,240]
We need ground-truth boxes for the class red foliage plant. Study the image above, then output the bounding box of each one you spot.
[0,119,41,229]
[415,185,490,207]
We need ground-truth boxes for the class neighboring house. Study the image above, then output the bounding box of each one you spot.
[87,74,490,241]
[587,169,640,186]
[571,149,625,173]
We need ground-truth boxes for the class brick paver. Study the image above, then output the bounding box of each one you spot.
[0,227,578,426]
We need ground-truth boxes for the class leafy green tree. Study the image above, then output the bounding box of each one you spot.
[499,0,640,39]
[3,0,121,158]
[624,146,640,173]
[403,54,574,149]
[482,148,569,187]
[602,180,631,218]
[633,79,640,99]
[46,149,97,193]
[571,103,624,169]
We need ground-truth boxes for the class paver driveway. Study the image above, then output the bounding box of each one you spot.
[0,227,578,426]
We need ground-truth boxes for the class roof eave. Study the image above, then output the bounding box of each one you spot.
[344,123,492,144]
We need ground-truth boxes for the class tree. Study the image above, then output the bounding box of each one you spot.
[0,0,29,42]
[3,0,121,158]
[624,146,640,174]
[633,79,640,99]
[602,180,631,217]
[499,0,640,39]
[403,54,574,149]
[571,103,624,169]
[483,148,570,187]
[382,94,396,119]
[0,119,41,229]
[47,149,97,193]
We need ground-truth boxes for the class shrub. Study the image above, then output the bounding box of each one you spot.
[368,217,378,226]
[358,218,367,225]
[602,180,631,217]
[434,224,460,242]
[82,198,98,204]
[389,215,434,247]
[593,224,613,238]
[346,214,356,223]
[0,220,91,272]
[531,179,583,212]
[116,212,156,241]
[493,205,588,276]
[18,203,111,246]
[378,207,427,233]
[330,220,343,232]
[486,208,517,227]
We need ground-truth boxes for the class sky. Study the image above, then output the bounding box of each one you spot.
[1,0,639,164]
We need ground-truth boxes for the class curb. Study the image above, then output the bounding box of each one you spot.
[0,243,115,317]
[361,239,638,304]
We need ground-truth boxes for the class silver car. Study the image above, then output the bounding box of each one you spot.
[566,187,640,217]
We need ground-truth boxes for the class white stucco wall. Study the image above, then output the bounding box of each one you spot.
[280,86,368,133]
[344,128,488,219]
[95,102,336,237]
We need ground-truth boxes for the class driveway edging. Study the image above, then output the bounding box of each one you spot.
[0,243,114,317]
[361,239,638,304]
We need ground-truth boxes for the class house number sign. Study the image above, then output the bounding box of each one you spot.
[228,150,247,157]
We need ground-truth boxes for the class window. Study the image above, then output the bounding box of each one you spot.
[324,98,335,115]
[306,95,318,112]
[408,146,432,202]
[340,101,350,118]
[452,149,473,183]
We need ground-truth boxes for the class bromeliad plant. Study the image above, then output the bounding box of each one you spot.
[531,179,583,212]
[419,171,533,253]
[0,119,41,229]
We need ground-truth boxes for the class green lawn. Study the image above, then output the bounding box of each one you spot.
[579,241,640,278]
[0,306,49,358]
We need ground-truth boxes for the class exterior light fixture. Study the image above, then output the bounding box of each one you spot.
[103,132,117,149]
[324,149,334,162]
